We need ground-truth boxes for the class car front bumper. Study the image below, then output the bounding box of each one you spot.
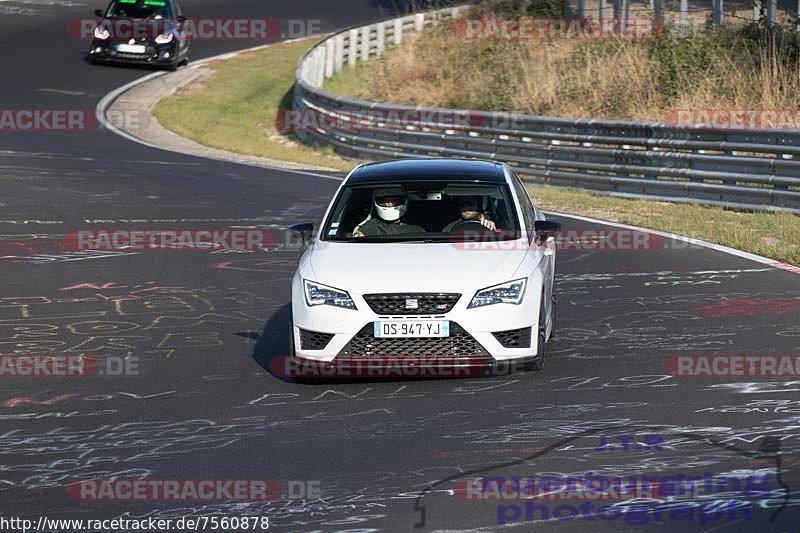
[291,275,543,364]
[89,40,178,66]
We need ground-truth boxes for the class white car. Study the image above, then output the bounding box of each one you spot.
[289,159,560,375]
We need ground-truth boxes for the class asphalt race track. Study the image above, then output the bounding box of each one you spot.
[1,1,799,531]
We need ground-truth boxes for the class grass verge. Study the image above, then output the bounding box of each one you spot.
[153,38,353,171]
[530,185,800,265]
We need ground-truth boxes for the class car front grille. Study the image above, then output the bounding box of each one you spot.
[337,322,488,358]
[363,293,461,315]
[492,327,532,348]
[299,329,334,350]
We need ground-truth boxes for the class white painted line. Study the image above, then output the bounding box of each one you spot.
[544,210,799,276]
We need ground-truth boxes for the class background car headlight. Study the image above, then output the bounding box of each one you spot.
[94,26,110,40]
[468,278,527,308]
[303,280,357,310]
[155,33,174,44]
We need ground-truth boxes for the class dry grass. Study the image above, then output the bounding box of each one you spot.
[328,20,800,121]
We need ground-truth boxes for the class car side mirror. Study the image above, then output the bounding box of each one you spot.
[288,222,315,246]
[94,8,104,16]
[534,220,561,242]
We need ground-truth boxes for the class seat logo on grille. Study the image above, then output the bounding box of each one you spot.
[405,298,419,309]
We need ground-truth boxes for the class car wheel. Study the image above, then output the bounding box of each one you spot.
[168,62,178,72]
[532,295,547,371]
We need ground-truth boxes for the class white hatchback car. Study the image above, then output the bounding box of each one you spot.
[289,159,560,374]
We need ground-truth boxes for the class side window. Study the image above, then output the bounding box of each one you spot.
[511,172,534,239]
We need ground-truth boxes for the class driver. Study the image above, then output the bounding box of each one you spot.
[353,187,424,237]
[443,195,497,232]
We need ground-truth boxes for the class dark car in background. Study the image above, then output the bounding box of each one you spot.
[88,0,189,70]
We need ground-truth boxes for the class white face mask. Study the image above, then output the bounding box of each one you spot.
[375,201,407,222]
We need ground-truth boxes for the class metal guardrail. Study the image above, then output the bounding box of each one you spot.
[293,6,800,213]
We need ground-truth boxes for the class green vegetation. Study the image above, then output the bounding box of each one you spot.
[154,38,353,171]
[530,185,800,264]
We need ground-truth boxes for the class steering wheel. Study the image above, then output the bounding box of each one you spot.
[449,219,488,231]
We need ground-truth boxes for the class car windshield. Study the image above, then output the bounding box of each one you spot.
[321,180,521,242]
[105,0,172,19]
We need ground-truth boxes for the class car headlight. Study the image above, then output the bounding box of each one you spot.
[94,26,110,40]
[155,33,174,44]
[468,278,527,308]
[303,280,357,310]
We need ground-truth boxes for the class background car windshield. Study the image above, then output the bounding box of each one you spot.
[322,181,521,241]
[106,0,173,19]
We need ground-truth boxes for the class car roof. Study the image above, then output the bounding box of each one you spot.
[347,159,507,185]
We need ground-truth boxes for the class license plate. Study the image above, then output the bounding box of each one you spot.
[374,321,449,338]
[117,44,146,53]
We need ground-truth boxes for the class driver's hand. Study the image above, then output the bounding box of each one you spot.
[479,214,497,231]
[353,227,365,238]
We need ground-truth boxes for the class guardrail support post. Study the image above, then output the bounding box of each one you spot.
[324,39,335,78]
[797,0,800,30]
[653,0,663,21]
[599,0,607,23]
[394,18,403,45]
[361,26,371,61]
[376,22,385,57]
[679,0,689,35]
[753,0,762,22]
[767,0,777,26]
[334,34,344,72]
[348,29,358,66]
[712,0,724,26]
[414,13,425,32]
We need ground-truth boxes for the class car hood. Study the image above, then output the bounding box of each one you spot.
[306,241,530,294]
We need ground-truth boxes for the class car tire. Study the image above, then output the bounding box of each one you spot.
[532,295,547,371]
